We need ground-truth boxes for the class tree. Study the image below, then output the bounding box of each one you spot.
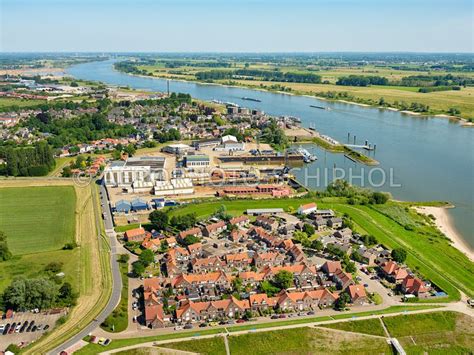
[118,254,130,263]
[2,277,59,311]
[311,239,324,251]
[232,277,243,293]
[302,223,315,236]
[57,282,77,306]
[272,270,293,290]
[44,262,63,274]
[371,192,389,204]
[182,235,201,246]
[0,231,12,262]
[335,292,350,310]
[260,280,280,297]
[345,261,357,273]
[149,210,169,231]
[139,249,155,267]
[124,143,136,157]
[132,261,145,277]
[392,248,407,263]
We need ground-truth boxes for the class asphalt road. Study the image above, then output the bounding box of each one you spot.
[49,180,122,354]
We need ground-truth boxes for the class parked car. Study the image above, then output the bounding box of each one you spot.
[226,320,235,325]
[9,322,16,334]
[174,325,183,331]
[3,323,11,335]
[236,319,246,323]
[31,325,37,332]
[184,323,193,329]
[103,339,111,346]
[199,323,208,328]
[278,314,287,319]
[271,315,279,319]
[307,311,315,315]
[132,316,137,323]
[209,321,219,327]
[43,324,50,331]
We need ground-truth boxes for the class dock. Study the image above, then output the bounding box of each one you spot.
[345,144,375,151]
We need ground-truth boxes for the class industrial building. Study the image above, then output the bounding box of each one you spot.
[104,156,166,187]
[154,178,194,196]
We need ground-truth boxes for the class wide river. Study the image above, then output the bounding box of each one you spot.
[68,60,474,249]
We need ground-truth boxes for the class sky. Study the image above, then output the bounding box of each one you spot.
[1,0,473,52]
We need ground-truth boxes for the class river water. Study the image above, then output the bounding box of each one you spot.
[67,60,474,248]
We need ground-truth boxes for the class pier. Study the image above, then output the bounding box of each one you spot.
[345,144,375,151]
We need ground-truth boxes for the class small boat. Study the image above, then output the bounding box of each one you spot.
[241,97,262,102]
[310,104,329,110]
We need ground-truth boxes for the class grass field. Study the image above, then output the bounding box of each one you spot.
[227,327,391,355]
[0,186,76,255]
[320,318,386,337]
[164,336,226,355]
[383,311,473,353]
[0,96,47,110]
[167,197,474,300]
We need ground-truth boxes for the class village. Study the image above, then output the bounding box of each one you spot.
[113,201,439,331]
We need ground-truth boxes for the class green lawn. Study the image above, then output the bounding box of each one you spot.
[0,97,47,111]
[164,336,226,355]
[383,311,474,354]
[168,198,474,300]
[0,186,76,255]
[320,318,386,337]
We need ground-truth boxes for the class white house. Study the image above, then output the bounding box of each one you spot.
[297,202,317,215]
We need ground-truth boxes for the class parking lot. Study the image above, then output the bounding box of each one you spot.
[0,310,65,350]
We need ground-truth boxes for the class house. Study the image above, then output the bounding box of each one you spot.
[239,271,265,288]
[401,275,430,297]
[249,293,277,311]
[229,215,250,227]
[191,256,227,273]
[171,271,232,292]
[328,217,343,229]
[314,217,328,231]
[347,285,368,305]
[178,227,203,242]
[203,221,227,237]
[333,269,354,290]
[288,245,306,263]
[298,202,317,215]
[312,209,335,218]
[124,227,147,242]
[187,242,203,257]
[279,239,295,251]
[255,216,279,232]
[334,228,352,240]
[262,263,318,287]
[145,304,171,328]
[321,261,342,277]
[357,247,378,266]
[275,289,338,312]
[253,252,285,269]
[381,261,408,283]
[225,252,253,271]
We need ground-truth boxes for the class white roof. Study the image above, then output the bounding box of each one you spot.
[167,143,191,149]
[221,135,238,143]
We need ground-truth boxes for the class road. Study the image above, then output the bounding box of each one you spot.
[49,180,123,354]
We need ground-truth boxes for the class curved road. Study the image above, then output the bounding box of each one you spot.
[49,181,122,354]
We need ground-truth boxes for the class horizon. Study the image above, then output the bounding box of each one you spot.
[1,0,473,53]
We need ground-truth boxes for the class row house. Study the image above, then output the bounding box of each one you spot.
[249,293,278,311]
[229,229,247,243]
[203,221,227,237]
[255,216,279,232]
[273,289,338,312]
[288,245,306,263]
[229,215,250,228]
[262,263,318,287]
[178,227,203,242]
[124,227,148,242]
[239,271,265,288]
[253,252,285,269]
[191,256,227,273]
[250,227,280,247]
[327,217,343,229]
[321,261,342,277]
[171,271,232,293]
[175,296,250,323]
[224,252,253,271]
[187,242,203,257]
[145,304,172,328]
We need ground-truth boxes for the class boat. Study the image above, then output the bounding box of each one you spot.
[241,97,262,102]
[310,104,330,110]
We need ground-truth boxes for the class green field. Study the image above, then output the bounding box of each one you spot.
[320,318,386,337]
[101,260,129,332]
[165,336,226,355]
[384,311,474,353]
[0,97,47,111]
[167,197,474,300]
[0,186,76,255]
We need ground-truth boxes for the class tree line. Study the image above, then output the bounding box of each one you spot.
[196,69,322,84]
[0,141,55,176]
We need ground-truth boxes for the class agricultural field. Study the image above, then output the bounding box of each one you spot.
[0,186,76,254]
[0,96,47,110]
[166,197,474,300]
[132,59,474,119]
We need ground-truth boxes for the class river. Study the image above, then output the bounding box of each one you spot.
[67,59,474,249]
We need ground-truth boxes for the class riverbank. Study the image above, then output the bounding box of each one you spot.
[121,68,471,124]
[415,206,473,262]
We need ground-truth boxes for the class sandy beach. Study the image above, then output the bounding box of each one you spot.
[415,206,474,261]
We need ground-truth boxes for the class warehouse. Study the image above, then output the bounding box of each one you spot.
[185,155,210,169]
[162,143,192,155]
[104,156,166,187]
[154,178,194,196]
[115,200,132,213]
[131,198,149,211]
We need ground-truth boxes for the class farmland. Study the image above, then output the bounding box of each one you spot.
[0,186,76,254]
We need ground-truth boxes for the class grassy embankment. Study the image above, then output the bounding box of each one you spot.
[101,259,129,333]
[74,305,437,354]
[164,197,473,300]
[134,62,474,120]
[0,180,113,355]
